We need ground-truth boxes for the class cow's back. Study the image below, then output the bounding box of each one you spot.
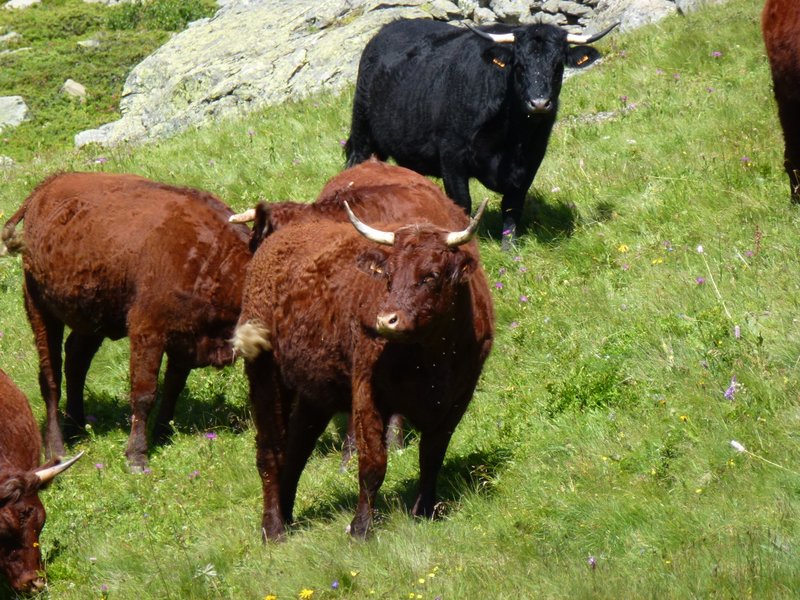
[763,0,800,89]
[21,172,249,337]
[0,369,40,470]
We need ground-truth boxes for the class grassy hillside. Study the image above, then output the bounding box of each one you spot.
[2,0,799,597]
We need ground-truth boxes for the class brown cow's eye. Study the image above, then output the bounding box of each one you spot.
[421,273,439,286]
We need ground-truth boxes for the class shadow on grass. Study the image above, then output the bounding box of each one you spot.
[56,376,250,449]
[294,442,514,529]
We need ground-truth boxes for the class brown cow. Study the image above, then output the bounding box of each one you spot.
[762,0,800,203]
[1,368,81,594]
[1,173,251,471]
[233,163,494,540]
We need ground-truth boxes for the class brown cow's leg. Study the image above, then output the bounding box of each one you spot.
[247,353,290,541]
[63,332,104,440]
[412,400,470,519]
[126,327,165,472]
[23,275,65,459]
[152,356,191,444]
[340,413,404,471]
[279,398,333,524]
[349,372,388,538]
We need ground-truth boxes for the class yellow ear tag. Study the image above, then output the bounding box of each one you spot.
[492,57,506,68]
[577,55,589,66]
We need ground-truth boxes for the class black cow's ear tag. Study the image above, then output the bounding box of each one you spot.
[576,54,590,66]
[492,57,506,69]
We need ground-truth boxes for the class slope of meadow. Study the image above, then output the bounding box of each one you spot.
[1,0,798,597]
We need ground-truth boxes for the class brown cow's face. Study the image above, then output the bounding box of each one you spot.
[357,227,476,341]
[0,472,46,594]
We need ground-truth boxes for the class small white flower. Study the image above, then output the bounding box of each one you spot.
[696,245,704,253]
[730,440,746,453]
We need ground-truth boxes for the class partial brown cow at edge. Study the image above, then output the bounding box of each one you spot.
[1,173,251,471]
[1,368,81,594]
[233,162,494,540]
[762,0,800,203]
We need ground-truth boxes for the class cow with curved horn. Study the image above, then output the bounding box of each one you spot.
[345,18,618,248]
[1,368,82,594]
[233,164,494,540]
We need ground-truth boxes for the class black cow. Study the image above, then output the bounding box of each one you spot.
[345,18,617,248]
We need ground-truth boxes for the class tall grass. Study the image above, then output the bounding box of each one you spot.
[2,0,799,597]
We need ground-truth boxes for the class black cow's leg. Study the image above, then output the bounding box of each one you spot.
[441,164,473,215]
[247,352,290,541]
[23,275,65,460]
[279,398,332,524]
[63,332,103,441]
[152,356,191,444]
[775,86,800,203]
[500,189,527,252]
[126,316,165,472]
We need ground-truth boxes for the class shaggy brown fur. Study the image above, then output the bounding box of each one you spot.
[762,0,800,203]
[0,369,46,594]
[235,162,494,540]
[3,172,251,470]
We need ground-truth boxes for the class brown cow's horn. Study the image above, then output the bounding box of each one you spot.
[446,198,489,247]
[229,208,256,223]
[34,451,84,484]
[565,22,619,45]
[464,23,515,44]
[344,201,395,246]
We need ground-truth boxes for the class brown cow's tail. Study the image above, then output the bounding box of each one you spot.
[0,200,28,257]
[231,320,272,361]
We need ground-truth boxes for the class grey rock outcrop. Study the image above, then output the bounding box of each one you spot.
[3,0,41,9]
[75,0,727,148]
[0,96,29,131]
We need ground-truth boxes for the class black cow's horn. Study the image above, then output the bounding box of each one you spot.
[344,201,395,246]
[446,198,489,247]
[464,23,515,44]
[565,22,620,45]
[34,451,84,484]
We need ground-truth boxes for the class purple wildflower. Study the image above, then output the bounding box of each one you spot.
[93,157,108,164]
[741,156,751,165]
[620,95,628,104]
[247,128,255,138]
[513,255,522,262]
[673,73,681,80]
[339,139,347,147]
[734,325,741,339]
[189,469,200,479]
[510,321,519,329]
[94,463,104,470]
[101,584,109,593]
[331,580,340,590]
[711,51,722,58]
[696,277,705,285]
[518,266,528,273]
[494,282,504,289]
[205,431,218,440]
[707,87,715,93]
[621,264,630,271]
[519,295,529,303]
[724,376,737,400]
[588,555,597,570]
[656,68,665,75]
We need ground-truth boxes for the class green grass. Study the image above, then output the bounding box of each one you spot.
[0,0,217,161]
[2,0,800,597]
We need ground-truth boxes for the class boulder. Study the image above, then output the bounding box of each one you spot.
[0,96,28,131]
[61,79,87,99]
[595,0,678,31]
[3,0,41,9]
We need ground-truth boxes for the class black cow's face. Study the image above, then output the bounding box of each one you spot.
[356,227,476,341]
[0,472,46,594]
[486,25,602,117]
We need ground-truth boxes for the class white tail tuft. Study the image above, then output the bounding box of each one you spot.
[232,320,272,360]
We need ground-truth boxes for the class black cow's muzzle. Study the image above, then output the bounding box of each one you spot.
[525,98,554,115]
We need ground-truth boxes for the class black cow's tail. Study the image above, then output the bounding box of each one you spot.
[0,199,28,256]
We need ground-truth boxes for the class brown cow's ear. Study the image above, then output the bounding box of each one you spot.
[452,254,477,282]
[356,248,389,279]
[0,472,38,506]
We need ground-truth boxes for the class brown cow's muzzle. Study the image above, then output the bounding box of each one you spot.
[11,571,46,594]
[376,312,407,338]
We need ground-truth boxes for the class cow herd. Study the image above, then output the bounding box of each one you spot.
[0,6,797,594]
